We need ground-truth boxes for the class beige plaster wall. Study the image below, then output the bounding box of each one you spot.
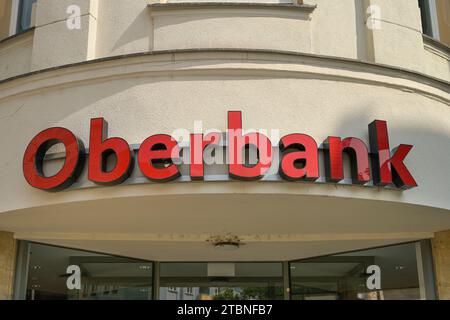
[0,50,448,261]
[0,31,34,81]
[95,0,152,58]
[0,231,16,300]
[0,51,448,214]
[0,0,449,81]
[30,0,99,70]
[423,43,450,81]
[0,1,448,264]
[432,230,450,300]
[365,0,426,71]
[304,0,360,59]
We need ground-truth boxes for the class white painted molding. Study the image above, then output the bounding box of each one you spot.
[428,0,441,40]
[0,50,448,104]
[9,0,20,36]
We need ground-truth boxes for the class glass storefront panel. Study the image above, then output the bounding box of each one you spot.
[159,262,284,300]
[19,241,432,300]
[26,243,153,300]
[290,242,422,300]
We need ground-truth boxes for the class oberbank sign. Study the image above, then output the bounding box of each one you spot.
[23,111,417,192]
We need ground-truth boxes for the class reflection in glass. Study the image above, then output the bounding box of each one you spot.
[23,242,428,300]
[17,0,36,33]
[26,243,153,300]
[290,243,421,300]
[159,262,284,300]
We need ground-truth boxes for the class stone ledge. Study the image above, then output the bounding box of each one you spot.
[423,35,450,60]
[0,28,35,46]
[147,2,317,12]
[423,35,450,54]
[0,48,448,94]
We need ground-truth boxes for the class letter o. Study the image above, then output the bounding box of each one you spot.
[23,128,85,191]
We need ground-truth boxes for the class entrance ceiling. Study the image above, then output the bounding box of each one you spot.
[0,193,448,261]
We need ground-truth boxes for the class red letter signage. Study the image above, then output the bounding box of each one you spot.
[88,118,133,185]
[228,111,272,180]
[138,134,181,182]
[369,120,417,189]
[279,134,319,181]
[190,133,221,180]
[23,112,418,192]
[23,127,85,191]
[324,137,370,184]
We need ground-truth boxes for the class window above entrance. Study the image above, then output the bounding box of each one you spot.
[419,0,450,46]
[0,0,36,41]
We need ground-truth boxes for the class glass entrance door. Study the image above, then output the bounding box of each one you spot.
[290,243,423,300]
[25,243,153,300]
[18,241,433,300]
[159,262,284,300]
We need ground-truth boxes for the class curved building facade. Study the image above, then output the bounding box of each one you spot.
[0,0,449,300]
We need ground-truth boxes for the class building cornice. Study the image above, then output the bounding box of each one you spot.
[0,27,35,46]
[0,49,448,104]
[423,34,450,55]
[423,35,450,60]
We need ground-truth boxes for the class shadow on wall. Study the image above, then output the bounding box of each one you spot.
[112,8,153,53]
[333,104,450,209]
[151,9,312,29]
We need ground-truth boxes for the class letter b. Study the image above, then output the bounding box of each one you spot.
[228,111,272,180]
[88,118,133,185]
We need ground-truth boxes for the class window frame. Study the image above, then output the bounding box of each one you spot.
[8,0,20,37]
[8,0,36,37]
[288,240,437,300]
[13,241,155,300]
[419,0,441,40]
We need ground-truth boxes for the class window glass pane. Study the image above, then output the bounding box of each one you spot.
[159,262,284,300]
[0,0,12,39]
[17,0,36,33]
[26,243,153,300]
[419,0,434,37]
[290,242,422,300]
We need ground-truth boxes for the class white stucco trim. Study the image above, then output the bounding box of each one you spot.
[0,50,448,104]
[9,0,20,36]
[429,0,440,40]
[428,0,441,40]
